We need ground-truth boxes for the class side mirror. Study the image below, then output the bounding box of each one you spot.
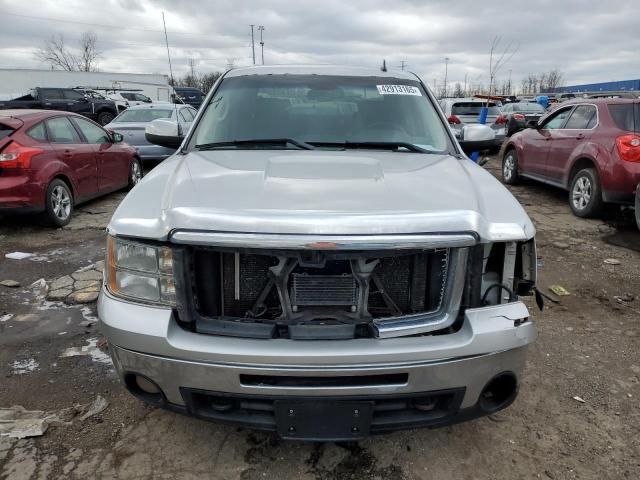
[458,124,496,154]
[145,118,183,148]
[144,97,152,103]
[526,120,539,129]
[111,132,124,143]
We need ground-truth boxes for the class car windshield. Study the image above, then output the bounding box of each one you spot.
[515,103,545,113]
[451,102,501,115]
[191,74,451,153]
[113,109,173,123]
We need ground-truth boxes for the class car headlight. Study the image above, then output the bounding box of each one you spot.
[106,236,176,306]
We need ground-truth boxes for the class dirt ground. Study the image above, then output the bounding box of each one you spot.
[0,157,638,480]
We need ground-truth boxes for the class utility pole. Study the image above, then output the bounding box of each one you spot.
[443,57,450,98]
[463,73,468,97]
[508,69,512,96]
[162,12,174,86]
[258,26,265,65]
[250,24,255,65]
[400,60,406,71]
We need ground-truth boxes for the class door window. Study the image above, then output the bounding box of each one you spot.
[27,122,48,142]
[46,117,82,143]
[63,90,86,100]
[541,108,572,129]
[40,89,63,100]
[72,117,111,143]
[179,108,195,122]
[563,105,597,129]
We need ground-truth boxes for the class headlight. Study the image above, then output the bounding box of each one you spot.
[106,236,176,306]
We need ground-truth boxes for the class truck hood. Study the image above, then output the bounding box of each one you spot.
[108,150,535,242]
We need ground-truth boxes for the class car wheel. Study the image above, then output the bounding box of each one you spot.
[127,158,143,190]
[97,111,115,125]
[502,149,519,185]
[45,179,73,227]
[569,168,603,218]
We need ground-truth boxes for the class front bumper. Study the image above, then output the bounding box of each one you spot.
[99,290,536,437]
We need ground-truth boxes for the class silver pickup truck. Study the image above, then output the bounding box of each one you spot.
[98,65,537,441]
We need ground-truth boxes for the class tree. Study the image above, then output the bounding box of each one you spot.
[78,32,100,72]
[36,32,100,72]
[452,82,464,98]
[488,36,517,98]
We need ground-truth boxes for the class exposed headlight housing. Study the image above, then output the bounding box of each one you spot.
[106,236,176,306]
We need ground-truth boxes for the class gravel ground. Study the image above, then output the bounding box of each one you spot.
[0,158,638,480]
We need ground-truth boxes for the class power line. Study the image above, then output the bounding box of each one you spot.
[2,11,223,38]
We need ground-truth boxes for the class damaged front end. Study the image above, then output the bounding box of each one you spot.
[164,232,537,340]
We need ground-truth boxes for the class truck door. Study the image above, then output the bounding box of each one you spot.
[61,89,93,116]
[39,89,68,111]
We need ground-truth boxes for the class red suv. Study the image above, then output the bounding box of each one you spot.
[501,99,640,218]
[0,110,142,226]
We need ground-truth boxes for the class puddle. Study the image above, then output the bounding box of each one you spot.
[604,231,640,253]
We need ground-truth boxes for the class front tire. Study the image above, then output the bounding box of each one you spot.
[127,158,143,190]
[502,149,519,185]
[45,179,73,227]
[569,168,603,218]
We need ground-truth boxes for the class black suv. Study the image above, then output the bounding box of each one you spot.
[173,87,205,108]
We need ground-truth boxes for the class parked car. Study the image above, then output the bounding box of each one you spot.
[173,87,206,108]
[0,110,141,226]
[105,104,197,165]
[502,99,640,218]
[501,102,546,136]
[0,87,119,125]
[119,91,153,106]
[98,65,538,441]
[439,98,506,150]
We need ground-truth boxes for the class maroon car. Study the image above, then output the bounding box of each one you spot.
[502,99,640,218]
[0,110,142,226]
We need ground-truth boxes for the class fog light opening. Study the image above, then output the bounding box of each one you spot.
[125,373,165,405]
[479,372,518,413]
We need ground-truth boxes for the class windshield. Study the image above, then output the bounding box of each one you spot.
[514,103,545,113]
[113,109,173,123]
[451,102,501,115]
[191,74,451,152]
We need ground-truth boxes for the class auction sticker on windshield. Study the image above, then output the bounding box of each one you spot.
[376,85,422,96]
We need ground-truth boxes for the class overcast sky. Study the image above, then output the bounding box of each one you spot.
[0,0,638,91]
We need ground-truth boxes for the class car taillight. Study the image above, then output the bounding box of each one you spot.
[495,115,508,125]
[512,113,525,121]
[0,142,43,169]
[448,114,461,125]
[616,134,640,163]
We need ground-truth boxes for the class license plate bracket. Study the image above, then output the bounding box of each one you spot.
[274,400,373,441]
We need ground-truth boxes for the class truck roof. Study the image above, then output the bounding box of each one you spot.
[225,64,419,80]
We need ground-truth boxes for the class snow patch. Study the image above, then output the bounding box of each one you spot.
[12,358,39,375]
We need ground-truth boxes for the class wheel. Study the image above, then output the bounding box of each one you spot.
[502,149,519,185]
[569,168,603,218]
[97,111,115,125]
[45,179,73,227]
[127,158,143,190]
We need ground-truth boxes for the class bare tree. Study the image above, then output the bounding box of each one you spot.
[36,32,100,72]
[36,34,78,71]
[78,32,100,72]
[488,37,517,98]
[544,69,564,91]
[452,82,464,98]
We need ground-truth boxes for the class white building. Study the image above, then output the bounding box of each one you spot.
[0,69,174,101]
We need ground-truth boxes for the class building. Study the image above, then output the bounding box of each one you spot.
[544,79,640,94]
[0,69,173,101]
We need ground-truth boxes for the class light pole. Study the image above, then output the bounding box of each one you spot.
[258,26,265,65]
[250,25,255,65]
[443,57,450,98]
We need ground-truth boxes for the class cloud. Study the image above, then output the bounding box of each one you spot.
[0,0,637,91]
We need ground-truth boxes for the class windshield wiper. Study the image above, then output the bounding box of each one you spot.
[308,141,433,154]
[195,138,315,151]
